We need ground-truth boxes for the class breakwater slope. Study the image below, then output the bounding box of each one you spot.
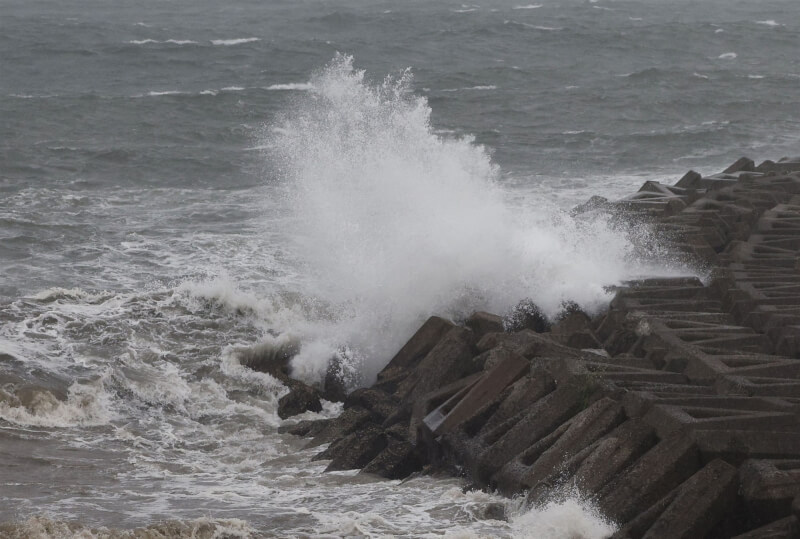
[275,156,800,538]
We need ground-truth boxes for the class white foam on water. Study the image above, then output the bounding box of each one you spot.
[0,516,257,539]
[756,20,782,27]
[211,38,260,46]
[0,378,113,428]
[748,74,765,79]
[718,52,737,59]
[513,4,543,9]
[128,39,197,45]
[509,497,616,539]
[265,54,690,385]
[265,82,314,91]
[442,85,498,92]
[145,90,184,96]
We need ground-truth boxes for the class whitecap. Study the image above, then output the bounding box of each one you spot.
[756,20,781,27]
[748,74,764,79]
[146,90,184,96]
[165,39,198,45]
[693,72,709,79]
[440,85,498,92]
[129,39,158,44]
[513,4,543,9]
[221,86,246,91]
[211,37,260,46]
[715,28,725,33]
[718,52,737,60]
[266,82,314,91]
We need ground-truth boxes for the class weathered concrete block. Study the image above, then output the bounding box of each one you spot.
[474,380,585,485]
[320,423,387,472]
[642,459,738,539]
[512,398,625,492]
[731,516,799,538]
[675,170,702,189]
[307,407,374,448]
[570,419,657,496]
[395,326,478,403]
[423,350,529,438]
[725,157,757,175]
[376,316,455,389]
[465,311,504,341]
[740,459,800,525]
[343,388,399,424]
[361,438,423,479]
[597,435,701,524]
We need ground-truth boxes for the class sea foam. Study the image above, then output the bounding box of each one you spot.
[264,54,681,385]
[211,38,260,46]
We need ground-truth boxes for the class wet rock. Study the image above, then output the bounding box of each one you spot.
[479,502,506,521]
[277,382,322,419]
[279,418,330,438]
[308,407,374,447]
[503,299,551,333]
[320,423,387,472]
[571,195,610,216]
[465,311,504,341]
[361,438,423,479]
[344,388,399,424]
[237,339,299,380]
[551,305,600,349]
[322,356,348,402]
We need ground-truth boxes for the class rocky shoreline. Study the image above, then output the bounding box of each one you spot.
[256,156,800,538]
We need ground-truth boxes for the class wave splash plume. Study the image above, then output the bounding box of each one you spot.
[267,54,667,385]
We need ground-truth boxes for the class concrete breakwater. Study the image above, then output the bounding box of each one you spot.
[259,156,800,537]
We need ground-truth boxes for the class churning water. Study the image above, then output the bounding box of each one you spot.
[1,0,798,536]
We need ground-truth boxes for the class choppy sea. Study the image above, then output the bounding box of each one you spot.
[1,0,798,536]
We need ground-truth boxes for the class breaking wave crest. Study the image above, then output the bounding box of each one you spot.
[266,54,676,385]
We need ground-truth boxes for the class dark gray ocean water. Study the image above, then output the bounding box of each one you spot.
[1,0,799,537]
